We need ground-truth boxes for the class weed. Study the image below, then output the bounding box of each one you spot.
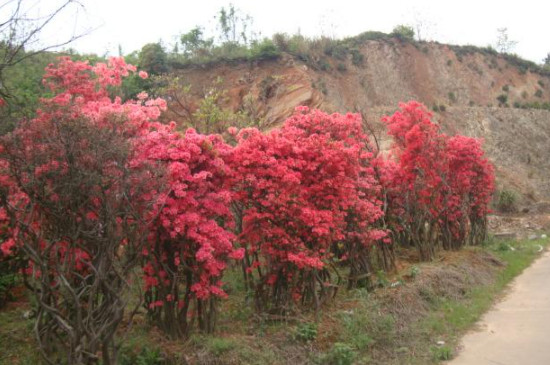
[293,322,318,342]
[119,346,164,365]
[410,265,420,278]
[337,62,347,72]
[431,345,453,361]
[206,337,237,356]
[448,91,457,103]
[321,343,356,365]
[497,94,508,106]
[375,269,389,287]
[496,190,517,212]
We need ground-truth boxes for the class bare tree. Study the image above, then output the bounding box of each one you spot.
[495,27,517,54]
[0,0,89,99]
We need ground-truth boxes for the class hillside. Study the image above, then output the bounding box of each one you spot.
[166,39,550,207]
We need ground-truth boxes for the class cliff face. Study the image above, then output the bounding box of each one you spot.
[168,40,550,206]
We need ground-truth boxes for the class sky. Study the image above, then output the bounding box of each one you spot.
[6,0,550,63]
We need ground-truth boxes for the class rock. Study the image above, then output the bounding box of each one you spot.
[529,234,538,240]
[542,234,548,239]
[436,340,445,346]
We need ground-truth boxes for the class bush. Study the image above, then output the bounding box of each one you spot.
[293,322,318,342]
[448,92,457,103]
[497,94,508,105]
[497,190,517,213]
[391,25,415,41]
[249,38,280,60]
[351,49,364,66]
[337,62,347,72]
[322,343,356,365]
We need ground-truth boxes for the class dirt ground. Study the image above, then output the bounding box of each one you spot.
[489,211,550,239]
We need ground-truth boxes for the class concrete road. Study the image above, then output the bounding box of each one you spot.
[448,249,550,365]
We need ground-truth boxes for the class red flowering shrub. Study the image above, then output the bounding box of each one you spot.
[382,101,447,259]
[230,108,386,312]
[0,57,163,364]
[283,108,391,287]
[444,135,494,247]
[381,101,494,258]
[133,123,240,338]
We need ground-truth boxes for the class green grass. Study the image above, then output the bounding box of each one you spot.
[0,304,39,365]
[411,237,549,363]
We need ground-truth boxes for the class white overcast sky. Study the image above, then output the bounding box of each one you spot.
[7,0,550,63]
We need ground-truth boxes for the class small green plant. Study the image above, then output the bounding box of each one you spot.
[206,337,237,356]
[497,190,517,212]
[535,89,543,98]
[319,58,331,71]
[497,241,512,252]
[337,62,347,72]
[497,94,508,106]
[375,269,389,287]
[438,104,447,112]
[431,345,453,361]
[448,91,457,103]
[293,322,318,342]
[410,265,420,278]
[502,84,509,92]
[538,80,545,88]
[119,346,164,365]
[322,343,356,365]
[521,90,528,99]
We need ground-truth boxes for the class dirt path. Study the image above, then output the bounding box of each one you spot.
[448,249,550,365]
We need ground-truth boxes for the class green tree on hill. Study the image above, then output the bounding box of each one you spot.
[138,42,168,75]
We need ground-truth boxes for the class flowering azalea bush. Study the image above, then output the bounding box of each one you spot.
[230,108,387,312]
[381,101,494,258]
[283,108,391,287]
[0,57,163,364]
[133,123,241,338]
[444,135,494,247]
